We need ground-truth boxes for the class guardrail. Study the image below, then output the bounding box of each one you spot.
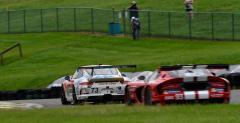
[0,43,23,65]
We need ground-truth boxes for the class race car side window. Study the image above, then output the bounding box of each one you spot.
[77,70,83,78]
[72,70,83,79]
[72,71,78,79]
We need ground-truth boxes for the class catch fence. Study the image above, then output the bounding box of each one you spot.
[0,7,239,40]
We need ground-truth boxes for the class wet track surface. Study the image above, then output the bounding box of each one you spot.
[0,90,239,109]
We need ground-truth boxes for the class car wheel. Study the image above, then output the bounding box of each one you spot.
[72,86,78,105]
[125,87,133,105]
[144,87,153,106]
[61,86,70,105]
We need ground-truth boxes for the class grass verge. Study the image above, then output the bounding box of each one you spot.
[0,104,239,123]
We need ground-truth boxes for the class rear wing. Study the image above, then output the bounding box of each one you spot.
[78,65,137,69]
[159,64,229,71]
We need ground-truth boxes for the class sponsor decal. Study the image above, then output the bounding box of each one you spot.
[165,96,174,100]
[175,94,184,100]
[211,93,224,98]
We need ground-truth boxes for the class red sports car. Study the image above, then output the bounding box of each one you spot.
[125,65,231,105]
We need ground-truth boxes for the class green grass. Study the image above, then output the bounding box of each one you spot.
[0,104,239,123]
[1,0,240,12]
[1,32,240,90]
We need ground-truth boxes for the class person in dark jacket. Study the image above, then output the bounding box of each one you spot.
[128,1,139,19]
[131,17,141,40]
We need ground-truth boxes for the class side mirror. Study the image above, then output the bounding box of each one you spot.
[138,76,145,81]
[211,72,216,76]
[65,76,70,81]
[121,74,127,77]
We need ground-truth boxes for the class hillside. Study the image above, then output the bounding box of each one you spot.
[1,32,240,90]
[0,0,240,12]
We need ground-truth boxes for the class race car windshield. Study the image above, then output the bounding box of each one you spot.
[169,69,211,77]
[85,68,119,75]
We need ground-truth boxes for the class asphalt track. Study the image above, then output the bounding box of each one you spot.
[0,90,239,109]
[0,99,62,109]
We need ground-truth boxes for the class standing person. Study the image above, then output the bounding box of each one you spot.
[185,0,194,19]
[128,1,139,19]
[131,17,141,40]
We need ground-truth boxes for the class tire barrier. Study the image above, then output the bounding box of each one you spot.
[0,87,61,101]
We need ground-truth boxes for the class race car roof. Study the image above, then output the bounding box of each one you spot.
[160,64,229,71]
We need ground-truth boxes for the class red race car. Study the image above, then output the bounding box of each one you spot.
[125,64,231,105]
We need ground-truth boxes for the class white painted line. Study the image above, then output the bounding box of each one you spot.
[0,102,43,109]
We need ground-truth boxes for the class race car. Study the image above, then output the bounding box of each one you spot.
[125,64,231,105]
[61,64,135,105]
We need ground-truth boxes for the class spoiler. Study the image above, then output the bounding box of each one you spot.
[78,65,137,69]
[160,64,229,71]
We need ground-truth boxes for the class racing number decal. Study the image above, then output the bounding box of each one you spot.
[91,88,98,93]
[175,94,184,100]
[104,90,111,94]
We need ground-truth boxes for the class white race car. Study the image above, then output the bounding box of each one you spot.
[61,64,135,105]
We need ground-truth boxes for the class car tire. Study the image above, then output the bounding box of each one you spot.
[61,86,70,105]
[144,87,153,106]
[125,87,133,106]
[72,86,78,105]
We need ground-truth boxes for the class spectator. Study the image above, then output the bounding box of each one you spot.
[184,0,194,19]
[128,1,139,19]
[131,17,141,40]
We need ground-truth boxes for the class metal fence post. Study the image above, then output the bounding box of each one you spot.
[40,9,43,32]
[168,12,171,37]
[188,13,192,39]
[74,8,77,32]
[232,13,235,41]
[7,11,10,33]
[147,11,151,37]
[112,8,115,22]
[91,8,94,33]
[122,9,126,35]
[0,54,3,65]
[18,43,23,57]
[56,8,59,32]
[211,13,214,40]
[23,10,26,33]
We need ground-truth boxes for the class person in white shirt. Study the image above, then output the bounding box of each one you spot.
[184,0,194,19]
